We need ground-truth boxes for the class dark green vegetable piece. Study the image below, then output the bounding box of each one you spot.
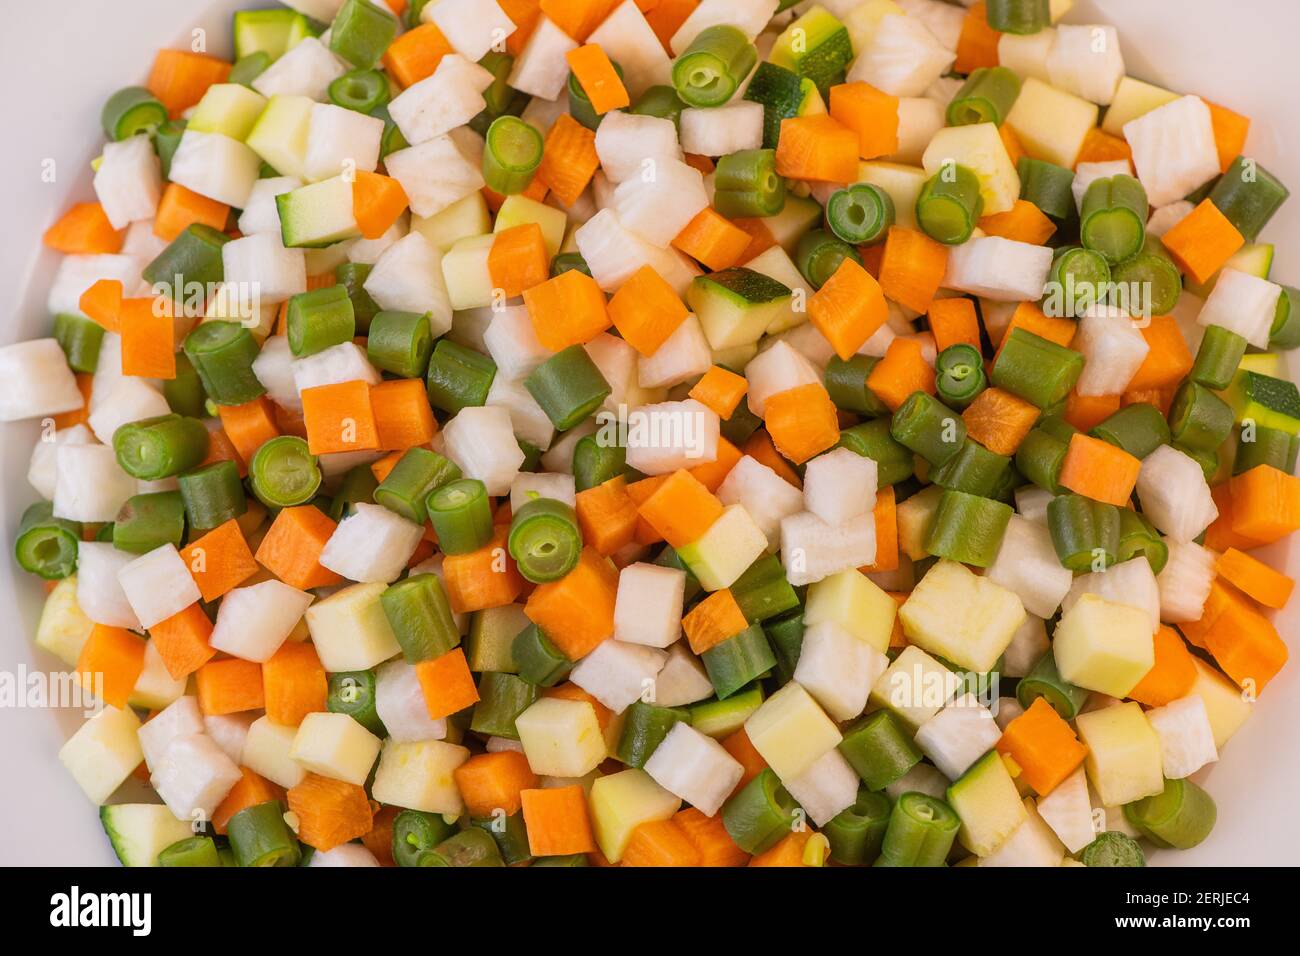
[701,624,776,699]
[916,164,984,245]
[722,768,798,853]
[327,670,386,736]
[874,792,960,867]
[838,710,922,791]
[1208,156,1290,242]
[367,310,434,378]
[145,224,231,305]
[672,25,757,108]
[381,573,461,663]
[391,809,456,867]
[947,67,1021,126]
[508,497,583,583]
[182,320,265,406]
[101,86,168,141]
[158,835,222,867]
[524,345,611,431]
[226,800,301,867]
[470,672,540,739]
[286,285,356,358]
[14,502,81,580]
[512,623,573,687]
[113,414,210,480]
[1080,175,1148,264]
[617,701,690,768]
[824,790,891,866]
[112,491,186,554]
[1047,493,1121,571]
[935,343,988,410]
[1080,831,1146,867]
[1017,649,1089,720]
[178,460,247,530]
[376,447,461,525]
[53,313,104,374]
[249,435,321,508]
[425,339,496,414]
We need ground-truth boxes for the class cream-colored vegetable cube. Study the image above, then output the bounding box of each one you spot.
[857,162,929,231]
[290,712,382,786]
[1052,593,1154,698]
[128,640,187,711]
[899,560,1025,673]
[305,582,403,672]
[494,194,567,258]
[802,568,897,653]
[1187,658,1252,749]
[241,716,305,788]
[1005,77,1099,168]
[1076,701,1164,807]
[1145,695,1219,780]
[411,191,490,252]
[371,739,470,814]
[58,705,143,804]
[1101,76,1179,137]
[744,681,842,781]
[869,644,961,729]
[588,768,681,863]
[923,122,1020,215]
[515,697,607,778]
[440,234,495,311]
[978,798,1066,867]
[35,576,94,666]
[677,503,768,591]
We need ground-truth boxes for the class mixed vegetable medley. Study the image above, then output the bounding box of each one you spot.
[4,0,1297,868]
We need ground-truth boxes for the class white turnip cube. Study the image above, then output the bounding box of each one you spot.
[305,103,383,181]
[573,208,699,296]
[384,135,484,219]
[1124,95,1220,207]
[985,515,1073,619]
[390,53,494,146]
[848,13,955,97]
[209,579,315,661]
[943,236,1054,301]
[508,15,578,100]
[204,712,256,765]
[441,405,527,495]
[117,544,202,629]
[252,335,302,412]
[612,158,709,248]
[292,341,381,394]
[783,748,859,826]
[93,134,162,230]
[168,130,261,209]
[914,693,1002,780]
[252,37,348,101]
[584,333,638,412]
[1046,24,1124,105]
[803,447,878,526]
[376,659,449,743]
[1064,556,1160,635]
[1136,445,1218,543]
[637,315,712,389]
[679,102,764,157]
[717,454,805,551]
[363,231,453,335]
[0,339,85,421]
[48,254,144,319]
[1073,304,1149,396]
[138,697,205,772]
[222,231,308,306]
[1145,695,1219,779]
[308,844,382,866]
[150,733,242,822]
[75,542,141,629]
[424,0,516,62]
[570,640,668,713]
[623,399,720,475]
[237,175,302,234]
[486,374,555,451]
[653,642,715,707]
[1035,765,1098,854]
[587,1,672,97]
[484,304,554,379]
[614,563,686,648]
[643,722,744,816]
[320,502,425,583]
[1197,269,1282,350]
[780,511,876,586]
[54,444,138,523]
[793,621,890,721]
[86,377,170,445]
[670,0,779,54]
[595,111,681,184]
[744,340,821,417]
[28,423,93,500]
[1157,539,1217,624]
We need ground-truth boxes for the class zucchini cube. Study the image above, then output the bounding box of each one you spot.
[188,84,269,141]
[947,749,1029,857]
[678,504,768,591]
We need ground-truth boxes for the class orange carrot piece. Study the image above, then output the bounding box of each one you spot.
[808,257,889,360]
[674,807,749,867]
[371,378,437,452]
[453,751,540,817]
[566,43,630,114]
[998,300,1076,353]
[154,183,230,243]
[263,641,327,727]
[525,547,619,659]
[637,469,724,547]
[415,648,480,720]
[1074,127,1133,169]
[879,226,949,314]
[998,123,1026,168]
[645,0,698,51]
[537,113,600,207]
[1196,582,1288,693]
[213,767,285,835]
[119,297,176,379]
[682,152,714,175]
[775,115,860,183]
[147,50,232,117]
[352,171,410,240]
[828,81,899,160]
[730,216,778,266]
[301,380,380,455]
[1063,390,1121,432]
[860,486,899,574]
[541,0,620,42]
[1205,100,1251,174]
[489,222,550,298]
[721,728,768,793]
[1228,464,1300,545]
[382,22,454,87]
[607,264,689,355]
[521,785,597,856]
[672,207,752,271]
[996,697,1089,796]
[1162,198,1246,285]
[927,298,981,354]
[764,382,841,465]
[44,202,125,254]
[683,589,748,654]
[1127,625,1198,708]
[75,625,147,709]
[148,603,216,680]
[362,804,399,866]
[200,428,247,476]
[622,818,701,866]
[182,518,259,602]
[625,474,669,545]
[742,429,803,488]
[522,266,611,350]
[79,278,124,332]
[254,506,344,591]
[195,658,265,716]
[1125,313,1194,392]
[287,773,374,852]
[575,475,639,556]
[954,1,1000,74]
[962,386,1041,456]
[1217,547,1295,609]
[370,451,403,485]
[442,526,526,613]
[1057,432,1142,506]
[866,337,935,412]
[501,0,542,55]
[748,829,827,867]
[689,365,749,420]
[216,396,279,463]
[1204,483,1266,553]
[977,199,1057,245]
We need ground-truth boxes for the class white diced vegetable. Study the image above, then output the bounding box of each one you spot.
[384,135,485,219]
[897,0,965,50]
[623,399,720,475]
[889,96,946,166]
[363,232,454,335]
[992,697,1024,731]
[93,135,162,230]
[679,101,765,157]
[1063,556,1161,635]
[304,103,384,181]
[1045,24,1124,105]
[783,748,859,826]
[150,733,242,822]
[1034,765,1097,853]
[376,660,448,743]
[574,208,698,296]
[117,545,202,630]
[487,374,556,451]
[507,15,578,100]
[238,176,303,234]
[1145,695,1219,780]
[48,254,144,319]
[252,36,347,101]
[1013,485,1053,524]
[138,697,204,772]
[1123,95,1220,207]
[1157,539,1216,624]
[884,762,950,801]
[570,639,668,714]
[390,53,494,146]
[679,503,768,591]
[793,621,889,721]
[744,340,821,416]
[985,515,1072,619]
[638,315,712,389]
[167,130,262,209]
[306,582,403,671]
[780,510,876,586]
[0,339,85,422]
[803,447,878,526]
[914,693,1002,780]
[849,13,955,97]
[291,711,382,785]
[222,231,308,305]
[997,27,1055,82]
[308,844,382,867]
[1000,614,1049,679]
[484,304,554,379]
[643,721,743,816]
[54,445,137,525]
[594,111,680,184]
[86,376,169,445]
[1102,75,1179,137]
[978,799,1066,867]
[58,705,143,804]
[251,335,302,412]
[612,157,709,248]
[1073,304,1149,396]
[240,716,306,788]
[585,332,639,412]
[943,236,1053,301]
[292,341,381,394]
[653,642,715,707]
[717,454,805,551]
[210,579,315,661]
[587,1,673,97]
[510,472,576,512]
[442,405,527,495]
[425,0,516,62]
[1136,445,1218,543]
[1197,268,1282,349]
[1147,200,1195,239]
[346,215,406,264]
[74,541,141,629]
[320,502,424,584]
[204,712,255,766]
[614,563,686,649]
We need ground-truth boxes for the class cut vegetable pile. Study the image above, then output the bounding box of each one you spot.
[6,0,1297,868]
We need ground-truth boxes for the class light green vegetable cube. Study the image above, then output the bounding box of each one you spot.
[58,705,143,805]
[588,768,681,863]
[899,560,1025,674]
[441,234,496,311]
[1188,658,1253,749]
[947,750,1029,857]
[413,192,491,252]
[678,504,768,591]
[923,123,1021,216]
[1052,593,1155,698]
[100,804,196,867]
[246,94,313,179]
[1005,77,1099,168]
[188,84,269,141]
[305,582,403,672]
[371,739,471,815]
[35,576,94,667]
[515,697,607,778]
[803,568,896,653]
[744,681,841,781]
[1101,76,1179,138]
[1076,701,1164,807]
[290,711,382,786]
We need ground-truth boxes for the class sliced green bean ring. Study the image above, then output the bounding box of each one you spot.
[672,25,758,108]
[827,183,895,245]
[329,69,391,113]
[508,497,582,583]
[250,436,322,508]
[101,86,168,141]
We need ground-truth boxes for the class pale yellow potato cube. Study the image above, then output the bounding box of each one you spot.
[1076,702,1164,807]
[1101,77,1180,138]
[35,576,94,667]
[869,644,961,729]
[242,715,306,789]
[923,123,1021,216]
[305,582,402,672]
[129,641,187,711]
[411,191,491,252]
[441,234,495,311]
[58,705,143,805]
[1005,77,1099,168]
[371,739,470,815]
[899,560,1025,674]
[1187,658,1253,749]
[744,682,841,781]
[588,768,681,862]
[515,697,607,778]
[1053,593,1155,698]
[803,568,897,653]
[290,712,382,786]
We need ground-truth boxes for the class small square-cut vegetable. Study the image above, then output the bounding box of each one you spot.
[301,379,380,455]
[808,258,889,361]
[515,696,607,778]
[371,738,470,815]
[803,568,897,653]
[899,560,1025,674]
[290,711,382,786]
[1057,432,1142,506]
[1075,701,1164,807]
[744,681,842,781]
[415,648,480,720]
[995,697,1088,796]
[764,383,840,465]
[522,784,598,856]
[588,768,682,863]
[1161,198,1245,285]
[1052,593,1155,697]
